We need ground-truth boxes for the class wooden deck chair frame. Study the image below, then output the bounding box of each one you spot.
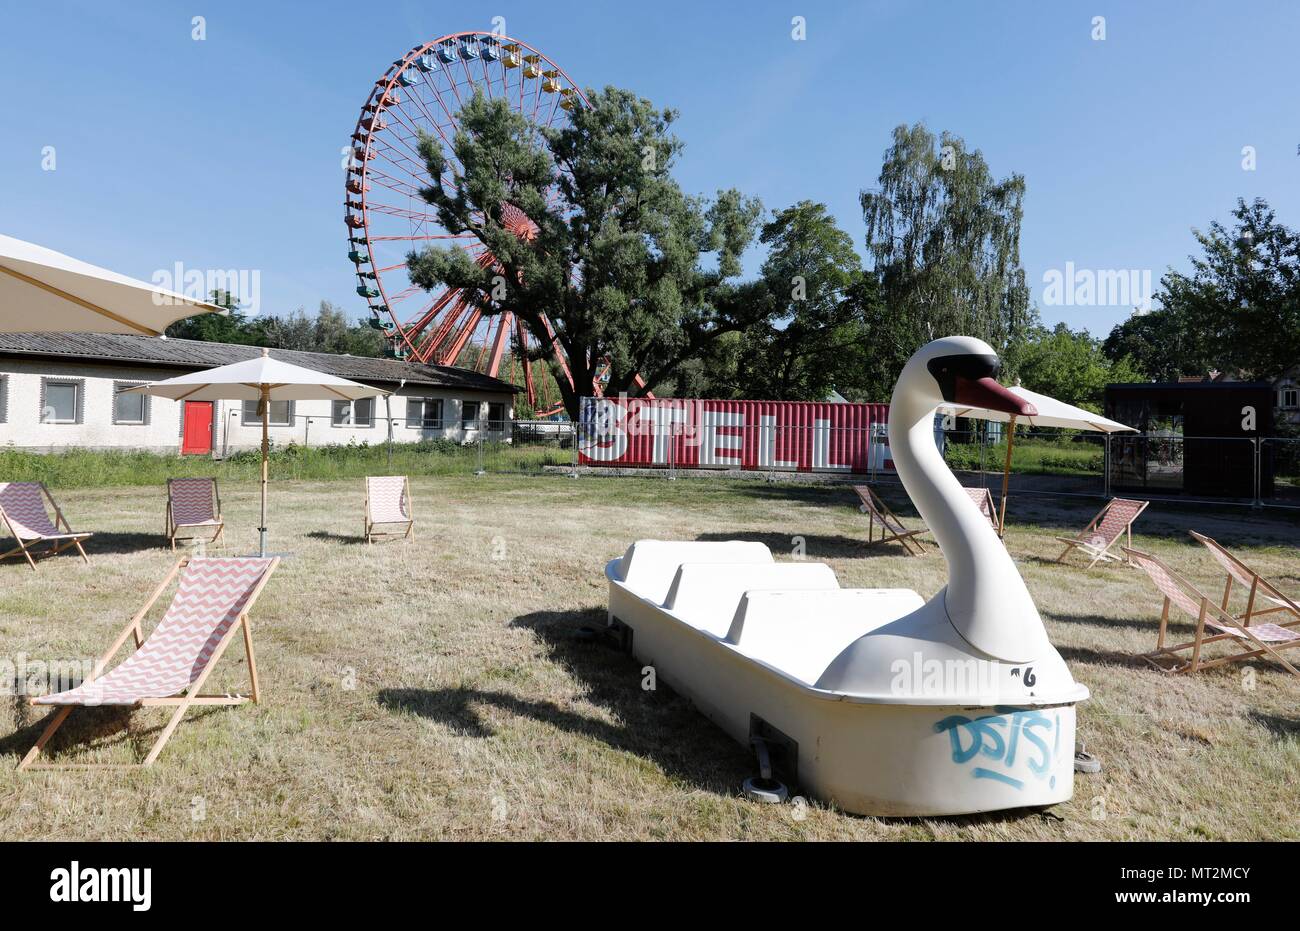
[0,481,92,571]
[165,477,226,551]
[1123,547,1300,679]
[852,485,929,556]
[1190,530,1300,628]
[364,475,415,545]
[1054,497,1149,568]
[17,555,279,770]
[964,486,1000,532]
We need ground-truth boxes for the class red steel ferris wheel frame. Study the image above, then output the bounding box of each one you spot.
[346,31,589,414]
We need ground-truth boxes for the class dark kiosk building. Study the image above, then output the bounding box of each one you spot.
[1104,381,1275,499]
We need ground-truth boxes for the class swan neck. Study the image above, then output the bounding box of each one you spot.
[887,388,1049,662]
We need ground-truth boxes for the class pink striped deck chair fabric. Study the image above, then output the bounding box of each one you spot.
[1191,530,1300,626]
[365,475,414,543]
[1123,547,1300,678]
[0,481,92,570]
[852,485,928,556]
[1055,497,1148,567]
[963,486,999,530]
[20,556,278,769]
[166,478,224,550]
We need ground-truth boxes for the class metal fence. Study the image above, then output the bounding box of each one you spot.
[899,425,1299,511]
[216,410,575,476]
[567,409,1300,511]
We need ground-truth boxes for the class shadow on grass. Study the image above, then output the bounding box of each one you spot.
[693,530,897,560]
[376,609,1077,828]
[306,530,364,546]
[0,531,162,564]
[719,482,858,507]
[377,607,751,797]
[1056,644,1147,669]
[0,693,225,765]
[1247,710,1300,740]
[1042,610,1197,637]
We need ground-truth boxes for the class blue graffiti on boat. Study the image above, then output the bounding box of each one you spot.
[933,706,1061,790]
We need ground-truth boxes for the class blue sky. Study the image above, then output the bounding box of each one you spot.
[2,0,1296,337]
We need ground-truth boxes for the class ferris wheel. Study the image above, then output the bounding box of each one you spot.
[345,31,585,415]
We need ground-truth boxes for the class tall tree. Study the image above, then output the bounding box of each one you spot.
[1017,323,1146,411]
[164,289,259,344]
[1104,198,1300,380]
[860,123,1033,384]
[256,301,385,357]
[727,201,872,400]
[406,87,767,419]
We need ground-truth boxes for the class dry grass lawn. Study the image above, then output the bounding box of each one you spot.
[1,473,1297,840]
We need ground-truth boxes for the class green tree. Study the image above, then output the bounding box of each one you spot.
[164,289,260,344]
[727,202,873,400]
[168,294,386,358]
[1104,198,1300,380]
[1017,323,1145,411]
[406,87,767,419]
[255,301,385,357]
[860,123,1033,385]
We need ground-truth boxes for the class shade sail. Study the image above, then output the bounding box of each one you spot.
[939,386,1135,433]
[0,233,224,336]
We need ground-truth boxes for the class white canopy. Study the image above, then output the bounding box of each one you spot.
[938,385,1134,538]
[120,350,386,402]
[939,386,1134,433]
[0,233,224,336]
[125,350,388,555]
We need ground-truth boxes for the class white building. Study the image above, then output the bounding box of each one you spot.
[1275,364,1299,430]
[0,333,517,455]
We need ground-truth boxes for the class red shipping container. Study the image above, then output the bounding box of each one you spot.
[577,396,892,474]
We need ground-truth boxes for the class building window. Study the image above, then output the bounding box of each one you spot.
[461,400,480,428]
[1282,387,1298,410]
[406,397,443,429]
[241,399,294,426]
[487,402,507,431]
[0,375,7,424]
[112,381,150,425]
[332,397,375,427]
[40,378,83,424]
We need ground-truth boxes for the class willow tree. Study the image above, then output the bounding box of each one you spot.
[406,87,765,419]
[860,123,1033,383]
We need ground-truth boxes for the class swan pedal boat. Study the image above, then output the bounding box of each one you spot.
[604,336,1089,817]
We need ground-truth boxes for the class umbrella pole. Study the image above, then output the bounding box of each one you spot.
[998,414,1016,538]
[259,386,269,558]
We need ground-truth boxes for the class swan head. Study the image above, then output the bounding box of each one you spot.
[893,336,1038,419]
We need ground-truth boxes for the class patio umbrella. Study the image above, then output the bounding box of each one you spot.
[124,349,388,555]
[0,233,224,335]
[939,386,1136,535]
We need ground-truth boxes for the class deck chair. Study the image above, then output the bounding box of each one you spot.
[364,475,415,544]
[1123,547,1300,679]
[165,477,225,550]
[963,486,1000,531]
[852,485,929,556]
[17,556,279,770]
[1054,497,1148,568]
[0,482,92,570]
[1191,530,1300,628]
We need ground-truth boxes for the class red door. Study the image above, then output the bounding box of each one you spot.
[181,401,214,455]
